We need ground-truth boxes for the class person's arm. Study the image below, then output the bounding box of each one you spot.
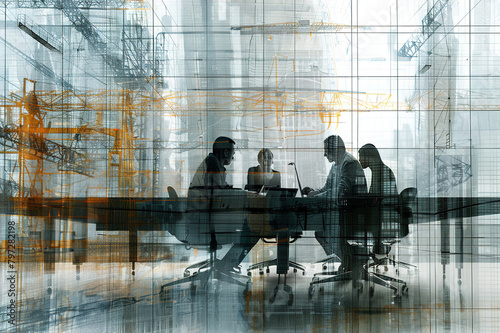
[247,167,255,187]
[313,165,336,198]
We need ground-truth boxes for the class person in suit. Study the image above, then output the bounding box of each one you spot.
[246,148,281,191]
[189,136,235,195]
[187,136,257,273]
[308,135,367,271]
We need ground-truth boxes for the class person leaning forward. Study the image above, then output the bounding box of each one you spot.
[307,135,367,271]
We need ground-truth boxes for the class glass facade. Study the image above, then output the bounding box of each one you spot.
[1,0,500,331]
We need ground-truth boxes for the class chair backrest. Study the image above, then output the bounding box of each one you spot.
[165,186,189,243]
[400,187,417,205]
[167,186,178,200]
[399,187,417,237]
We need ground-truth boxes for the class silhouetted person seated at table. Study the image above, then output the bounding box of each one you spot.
[246,148,281,191]
[359,143,398,254]
[307,135,367,271]
[187,136,258,272]
[187,136,236,247]
[189,136,235,195]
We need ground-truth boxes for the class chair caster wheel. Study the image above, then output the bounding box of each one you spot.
[293,268,297,273]
[259,269,264,276]
[266,268,270,274]
[247,271,251,277]
[302,271,306,276]
[323,265,327,270]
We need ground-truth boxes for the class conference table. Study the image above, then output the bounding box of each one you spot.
[6,190,500,278]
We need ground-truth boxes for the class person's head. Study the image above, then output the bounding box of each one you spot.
[358,143,381,168]
[323,135,345,164]
[213,136,236,166]
[257,148,274,172]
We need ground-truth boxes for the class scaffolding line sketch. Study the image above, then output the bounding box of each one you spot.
[1,0,500,332]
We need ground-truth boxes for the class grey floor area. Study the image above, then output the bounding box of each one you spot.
[2,219,500,332]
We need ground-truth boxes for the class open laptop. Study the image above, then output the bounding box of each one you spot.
[264,187,298,198]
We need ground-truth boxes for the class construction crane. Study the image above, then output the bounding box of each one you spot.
[0,82,148,276]
[0,81,156,197]
[5,0,159,90]
[0,83,94,202]
[52,0,157,90]
[0,36,74,90]
[398,0,449,59]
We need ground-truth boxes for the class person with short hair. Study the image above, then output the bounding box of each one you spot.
[189,136,236,192]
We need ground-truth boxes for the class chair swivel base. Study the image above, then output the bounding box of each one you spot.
[160,261,251,300]
[308,266,406,298]
[247,259,306,276]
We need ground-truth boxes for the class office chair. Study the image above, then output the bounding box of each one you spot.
[245,188,305,305]
[308,241,401,298]
[246,234,306,276]
[246,187,305,276]
[366,187,417,287]
[308,194,409,298]
[159,186,251,300]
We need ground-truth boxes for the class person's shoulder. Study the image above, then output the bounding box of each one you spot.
[205,154,221,170]
[272,169,280,174]
[206,153,217,161]
[248,166,259,172]
[344,155,360,167]
[343,152,357,163]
